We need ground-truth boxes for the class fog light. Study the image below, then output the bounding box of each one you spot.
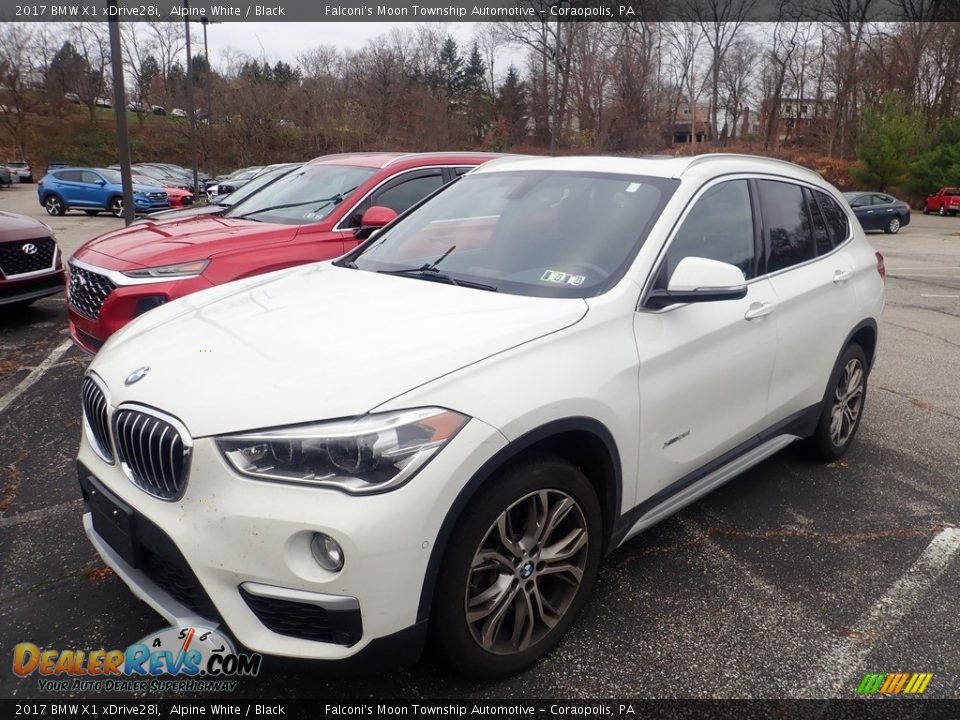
[310,533,344,572]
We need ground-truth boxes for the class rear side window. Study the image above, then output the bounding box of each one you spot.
[55,170,82,182]
[757,179,816,273]
[665,179,756,280]
[814,190,850,247]
[805,188,832,255]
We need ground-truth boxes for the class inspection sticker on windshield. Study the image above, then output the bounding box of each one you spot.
[542,270,586,286]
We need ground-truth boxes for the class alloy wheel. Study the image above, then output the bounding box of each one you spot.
[465,489,588,655]
[110,198,123,217]
[888,217,900,233]
[830,358,865,447]
[45,197,63,216]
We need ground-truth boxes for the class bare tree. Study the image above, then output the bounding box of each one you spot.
[0,24,36,159]
[67,23,110,121]
[121,25,160,126]
[664,22,706,146]
[719,35,760,138]
[762,9,803,150]
[686,0,758,143]
[145,21,185,111]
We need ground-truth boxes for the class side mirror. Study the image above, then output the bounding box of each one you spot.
[647,257,747,307]
[355,205,398,240]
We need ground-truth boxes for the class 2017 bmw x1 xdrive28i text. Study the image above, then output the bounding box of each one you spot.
[77,155,884,677]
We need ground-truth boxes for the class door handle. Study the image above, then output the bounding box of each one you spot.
[833,269,853,284]
[744,301,775,320]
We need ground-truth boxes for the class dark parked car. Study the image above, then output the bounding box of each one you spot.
[0,211,65,309]
[844,192,911,234]
[0,167,11,188]
[37,167,170,217]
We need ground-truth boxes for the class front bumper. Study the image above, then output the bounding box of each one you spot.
[67,271,213,353]
[0,270,64,306]
[78,416,506,660]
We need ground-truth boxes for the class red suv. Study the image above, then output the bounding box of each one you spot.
[67,152,504,352]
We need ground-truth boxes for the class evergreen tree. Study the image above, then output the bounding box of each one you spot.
[497,65,528,146]
[852,93,921,192]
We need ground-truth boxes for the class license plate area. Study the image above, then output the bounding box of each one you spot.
[80,474,140,567]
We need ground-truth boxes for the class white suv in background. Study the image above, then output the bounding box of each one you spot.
[77,154,884,677]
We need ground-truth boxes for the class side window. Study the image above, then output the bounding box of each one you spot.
[757,179,815,273]
[80,171,101,184]
[342,171,444,229]
[56,170,82,182]
[815,190,850,247]
[805,188,832,255]
[878,194,895,204]
[453,166,475,176]
[663,179,755,281]
[373,173,444,215]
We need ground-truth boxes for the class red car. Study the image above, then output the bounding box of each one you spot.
[134,175,194,207]
[0,211,65,309]
[67,152,503,352]
[923,187,960,215]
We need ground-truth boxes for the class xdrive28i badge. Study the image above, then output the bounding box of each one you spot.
[125,366,150,385]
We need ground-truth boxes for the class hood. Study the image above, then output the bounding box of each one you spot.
[131,205,223,226]
[0,211,52,242]
[131,183,166,193]
[75,215,298,267]
[90,264,588,437]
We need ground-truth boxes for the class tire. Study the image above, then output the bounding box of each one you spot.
[432,455,602,678]
[939,206,946,216]
[805,343,869,461]
[884,216,901,234]
[44,195,65,216]
[109,196,124,218]
[84,210,99,216]
[923,205,930,214]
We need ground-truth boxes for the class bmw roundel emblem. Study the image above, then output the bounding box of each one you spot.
[125,366,151,385]
[21,243,37,255]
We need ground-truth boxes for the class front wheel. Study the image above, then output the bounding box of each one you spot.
[109,197,124,217]
[432,456,602,678]
[885,216,901,234]
[939,206,946,216]
[805,343,869,461]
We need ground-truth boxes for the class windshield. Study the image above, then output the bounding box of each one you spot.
[220,166,299,207]
[224,164,375,225]
[347,171,677,298]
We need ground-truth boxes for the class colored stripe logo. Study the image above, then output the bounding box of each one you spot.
[857,672,933,695]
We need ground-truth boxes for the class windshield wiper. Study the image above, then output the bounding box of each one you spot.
[376,267,498,292]
[233,186,360,220]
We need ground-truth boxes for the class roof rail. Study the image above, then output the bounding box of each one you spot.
[680,153,821,178]
[382,151,514,167]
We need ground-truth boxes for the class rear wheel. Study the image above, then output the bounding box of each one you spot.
[109,197,123,217]
[939,205,946,216]
[885,216,901,234]
[432,456,602,678]
[923,204,930,214]
[44,195,65,216]
[805,343,869,461]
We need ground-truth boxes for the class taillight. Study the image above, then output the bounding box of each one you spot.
[875,251,886,282]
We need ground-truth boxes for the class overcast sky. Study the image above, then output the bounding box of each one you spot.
[204,22,479,66]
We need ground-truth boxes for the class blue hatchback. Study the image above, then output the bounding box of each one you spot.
[37,167,170,218]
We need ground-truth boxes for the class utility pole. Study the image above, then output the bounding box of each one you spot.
[184,0,200,200]
[107,0,134,225]
[201,17,216,177]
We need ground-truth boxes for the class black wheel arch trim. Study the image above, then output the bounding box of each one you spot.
[415,416,622,624]
[840,318,879,372]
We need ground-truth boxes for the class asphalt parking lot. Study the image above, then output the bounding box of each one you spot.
[1,182,958,700]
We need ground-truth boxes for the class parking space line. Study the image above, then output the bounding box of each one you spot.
[0,339,73,415]
[0,498,82,528]
[799,526,960,697]
[920,294,960,298]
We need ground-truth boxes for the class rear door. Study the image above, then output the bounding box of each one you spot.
[53,170,87,207]
[759,179,858,422]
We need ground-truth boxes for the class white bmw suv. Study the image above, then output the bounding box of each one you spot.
[78,154,884,677]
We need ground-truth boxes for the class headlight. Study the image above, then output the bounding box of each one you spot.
[122,259,209,279]
[216,408,469,494]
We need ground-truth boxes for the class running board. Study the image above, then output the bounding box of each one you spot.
[618,434,800,546]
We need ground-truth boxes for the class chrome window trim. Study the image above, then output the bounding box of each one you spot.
[240,582,360,612]
[111,402,194,502]
[637,172,854,314]
[331,165,473,232]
